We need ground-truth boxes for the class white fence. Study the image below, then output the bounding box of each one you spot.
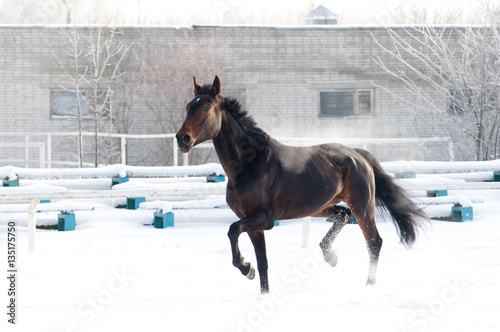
[0,132,179,168]
[0,142,46,168]
[0,163,227,252]
[1,160,499,252]
[0,132,455,168]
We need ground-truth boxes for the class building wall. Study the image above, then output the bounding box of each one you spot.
[0,25,457,167]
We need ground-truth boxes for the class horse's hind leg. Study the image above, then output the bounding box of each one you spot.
[345,195,383,285]
[316,206,351,267]
[342,170,383,285]
[357,216,383,285]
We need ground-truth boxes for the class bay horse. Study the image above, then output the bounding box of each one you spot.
[176,76,428,293]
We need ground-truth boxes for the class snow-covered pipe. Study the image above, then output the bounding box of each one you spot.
[0,163,225,181]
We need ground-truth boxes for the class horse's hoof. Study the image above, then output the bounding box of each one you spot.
[366,278,376,286]
[245,263,256,280]
[323,250,338,267]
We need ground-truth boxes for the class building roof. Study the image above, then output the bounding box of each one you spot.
[306,5,338,19]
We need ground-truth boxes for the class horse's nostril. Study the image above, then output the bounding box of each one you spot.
[177,133,191,145]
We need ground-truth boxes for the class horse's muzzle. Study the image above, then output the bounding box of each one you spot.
[176,132,193,153]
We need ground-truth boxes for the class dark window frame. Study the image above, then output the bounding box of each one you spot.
[319,89,374,117]
[50,89,111,119]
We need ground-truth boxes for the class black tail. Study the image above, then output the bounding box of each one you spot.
[355,149,429,247]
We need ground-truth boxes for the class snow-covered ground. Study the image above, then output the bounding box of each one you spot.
[0,177,499,332]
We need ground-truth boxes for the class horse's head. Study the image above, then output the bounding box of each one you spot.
[176,75,222,153]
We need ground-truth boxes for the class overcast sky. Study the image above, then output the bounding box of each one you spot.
[132,0,478,25]
[0,0,487,25]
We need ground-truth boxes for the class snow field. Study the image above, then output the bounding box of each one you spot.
[0,172,498,332]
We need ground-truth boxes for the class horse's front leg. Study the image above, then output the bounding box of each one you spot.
[248,230,269,293]
[227,214,274,293]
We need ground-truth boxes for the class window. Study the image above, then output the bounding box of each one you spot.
[51,90,110,118]
[320,89,374,117]
[52,91,88,117]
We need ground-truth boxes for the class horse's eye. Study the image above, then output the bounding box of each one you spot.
[203,106,211,111]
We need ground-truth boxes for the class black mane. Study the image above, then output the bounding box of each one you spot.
[219,95,269,147]
[196,83,269,147]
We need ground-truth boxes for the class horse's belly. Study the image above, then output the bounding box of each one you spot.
[273,172,341,220]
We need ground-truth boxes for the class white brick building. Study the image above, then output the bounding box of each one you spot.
[0,25,463,167]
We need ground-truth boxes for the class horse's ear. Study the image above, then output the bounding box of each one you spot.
[212,75,221,96]
[193,77,201,94]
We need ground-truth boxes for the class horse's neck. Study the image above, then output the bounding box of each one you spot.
[212,111,268,181]
[212,112,241,163]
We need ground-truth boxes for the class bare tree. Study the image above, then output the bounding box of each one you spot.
[53,26,87,167]
[83,26,132,166]
[374,22,500,160]
[54,25,132,167]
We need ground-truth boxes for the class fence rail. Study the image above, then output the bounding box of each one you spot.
[0,132,178,168]
[0,163,224,180]
[0,143,45,168]
[0,132,455,168]
[0,159,498,252]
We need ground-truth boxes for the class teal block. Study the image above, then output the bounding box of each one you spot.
[451,204,473,222]
[58,213,76,231]
[112,177,129,187]
[427,190,448,197]
[40,199,51,203]
[207,174,225,183]
[3,179,19,187]
[154,212,174,228]
[274,220,280,226]
[494,171,500,182]
[127,197,145,210]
